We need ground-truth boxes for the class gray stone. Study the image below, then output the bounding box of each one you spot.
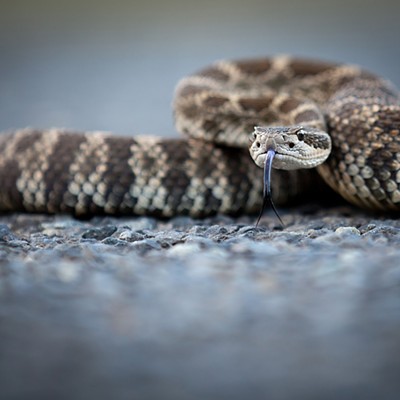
[101,237,129,246]
[0,224,18,242]
[81,225,118,240]
[335,226,361,236]
[130,238,162,253]
[118,229,145,242]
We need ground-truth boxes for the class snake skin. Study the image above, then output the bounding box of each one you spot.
[1,55,400,217]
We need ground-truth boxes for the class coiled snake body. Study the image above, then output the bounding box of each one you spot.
[1,56,400,218]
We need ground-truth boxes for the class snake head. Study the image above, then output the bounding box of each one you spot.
[249,126,331,170]
[250,125,331,227]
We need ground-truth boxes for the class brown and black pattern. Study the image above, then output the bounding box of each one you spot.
[1,55,400,217]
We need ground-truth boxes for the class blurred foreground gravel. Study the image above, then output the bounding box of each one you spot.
[1,205,400,400]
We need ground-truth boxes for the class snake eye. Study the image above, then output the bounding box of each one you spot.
[297,131,305,141]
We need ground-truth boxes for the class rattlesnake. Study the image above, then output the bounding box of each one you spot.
[0,55,400,218]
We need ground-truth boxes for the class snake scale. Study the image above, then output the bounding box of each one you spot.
[1,55,400,219]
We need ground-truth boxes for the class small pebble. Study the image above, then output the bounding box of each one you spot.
[335,226,361,236]
[82,225,118,240]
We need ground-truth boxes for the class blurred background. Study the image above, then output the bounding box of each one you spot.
[0,0,399,137]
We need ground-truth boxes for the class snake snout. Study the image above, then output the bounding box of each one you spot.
[249,126,277,168]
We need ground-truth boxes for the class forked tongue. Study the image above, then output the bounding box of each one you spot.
[255,149,284,227]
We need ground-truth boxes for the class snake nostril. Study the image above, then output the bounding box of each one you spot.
[256,142,260,148]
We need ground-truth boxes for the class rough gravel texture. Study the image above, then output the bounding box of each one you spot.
[1,205,400,400]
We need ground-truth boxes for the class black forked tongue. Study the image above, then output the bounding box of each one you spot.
[255,149,284,228]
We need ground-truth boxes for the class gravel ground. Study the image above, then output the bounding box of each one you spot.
[1,205,400,400]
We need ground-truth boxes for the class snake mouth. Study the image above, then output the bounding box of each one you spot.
[255,150,328,170]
